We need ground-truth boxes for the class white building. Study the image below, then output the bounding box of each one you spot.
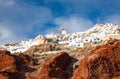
[45,34,57,39]
[61,28,67,35]
[68,36,84,47]
[68,34,103,47]
[83,37,91,43]
[2,35,47,53]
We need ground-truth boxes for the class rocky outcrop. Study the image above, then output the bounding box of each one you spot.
[73,40,120,79]
[40,44,53,52]
[17,53,35,66]
[0,71,25,79]
[0,50,10,55]
[38,52,72,79]
[0,50,35,79]
[25,43,61,55]
[0,50,16,72]
[35,35,46,45]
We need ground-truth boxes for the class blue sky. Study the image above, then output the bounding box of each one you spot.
[0,0,120,44]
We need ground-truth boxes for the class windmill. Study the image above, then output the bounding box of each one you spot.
[61,26,67,34]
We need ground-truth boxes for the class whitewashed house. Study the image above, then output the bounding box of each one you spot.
[68,36,84,47]
[61,28,67,35]
[83,37,91,43]
[91,37,102,44]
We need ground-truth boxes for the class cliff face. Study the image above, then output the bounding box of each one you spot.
[73,40,120,79]
[1,40,120,79]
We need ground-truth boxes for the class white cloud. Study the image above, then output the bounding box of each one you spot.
[0,0,15,6]
[45,26,60,35]
[0,27,12,39]
[54,16,93,33]
[0,23,21,45]
[0,0,53,45]
[104,15,120,25]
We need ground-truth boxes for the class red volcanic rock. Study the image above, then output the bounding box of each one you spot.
[73,41,120,79]
[0,50,35,79]
[0,71,25,79]
[0,50,16,72]
[17,53,35,66]
[0,50,10,55]
[38,52,72,79]
[13,54,35,72]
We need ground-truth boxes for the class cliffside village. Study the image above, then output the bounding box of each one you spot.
[1,23,120,53]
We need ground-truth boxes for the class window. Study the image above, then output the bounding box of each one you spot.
[69,37,73,42]
[70,38,72,40]
[78,44,80,46]
[97,38,100,40]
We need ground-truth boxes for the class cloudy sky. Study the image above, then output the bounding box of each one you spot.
[0,0,120,44]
